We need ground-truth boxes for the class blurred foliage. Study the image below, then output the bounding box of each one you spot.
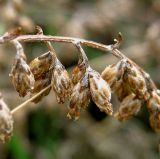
[0,0,160,159]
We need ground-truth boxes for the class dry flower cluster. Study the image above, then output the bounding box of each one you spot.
[0,26,159,143]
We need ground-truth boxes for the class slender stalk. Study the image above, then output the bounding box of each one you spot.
[11,83,52,114]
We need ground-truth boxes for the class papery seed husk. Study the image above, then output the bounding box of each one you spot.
[0,95,13,143]
[29,51,53,79]
[114,93,142,121]
[52,58,71,104]
[10,57,35,97]
[123,61,149,100]
[89,69,113,115]
[69,72,90,119]
[30,71,52,103]
[149,111,160,132]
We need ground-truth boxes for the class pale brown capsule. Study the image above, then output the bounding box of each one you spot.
[149,111,160,132]
[89,69,113,115]
[68,72,90,120]
[123,61,149,100]
[147,91,160,132]
[30,71,52,103]
[71,62,86,85]
[101,64,118,87]
[114,93,142,121]
[10,54,35,97]
[29,51,53,80]
[52,58,71,104]
[0,94,13,143]
[30,52,53,103]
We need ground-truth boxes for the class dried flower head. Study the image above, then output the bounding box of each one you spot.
[52,58,71,104]
[29,51,53,103]
[114,93,142,121]
[0,93,13,143]
[67,72,90,120]
[123,61,149,100]
[89,68,113,115]
[9,40,35,97]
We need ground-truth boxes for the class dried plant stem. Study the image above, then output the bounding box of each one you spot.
[11,83,52,115]
[0,34,125,59]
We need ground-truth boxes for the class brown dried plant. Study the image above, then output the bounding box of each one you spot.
[0,27,159,143]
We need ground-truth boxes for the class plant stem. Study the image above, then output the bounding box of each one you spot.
[11,84,52,114]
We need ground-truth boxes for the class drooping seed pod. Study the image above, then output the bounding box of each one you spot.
[29,52,54,103]
[30,71,52,103]
[147,91,160,132]
[10,41,35,97]
[29,51,53,80]
[101,59,131,101]
[0,93,13,143]
[114,93,142,121]
[52,58,71,104]
[123,61,150,100]
[89,68,113,115]
[67,72,90,120]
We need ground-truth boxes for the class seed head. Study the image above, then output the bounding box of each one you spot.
[123,61,149,100]
[52,58,71,104]
[89,69,113,115]
[29,52,53,103]
[67,72,90,120]
[10,46,35,97]
[114,93,142,121]
[0,94,13,143]
[147,91,160,132]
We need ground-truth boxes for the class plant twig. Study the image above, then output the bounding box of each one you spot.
[11,83,52,114]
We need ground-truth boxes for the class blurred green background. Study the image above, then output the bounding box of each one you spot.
[0,0,160,158]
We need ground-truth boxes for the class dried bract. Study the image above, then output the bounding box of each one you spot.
[52,58,71,104]
[0,94,13,143]
[10,41,35,97]
[123,61,149,100]
[114,93,142,121]
[89,69,113,115]
[30,52,53,103]
[68,72,90,120]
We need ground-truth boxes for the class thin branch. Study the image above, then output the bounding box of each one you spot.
[11,83,52,115]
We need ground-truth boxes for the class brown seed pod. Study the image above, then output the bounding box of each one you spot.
[149,111,160,132]
[147,91,160,132]
[0,93,13,143]
[114,93,142,121]
[10,41,35,97]
[29,51,53,80]
[52,58,71,104]
[30,71,52,103]
[67,72,90,120]
[123,61,149,100]
[89,68,113,115]
[29,52,54,103]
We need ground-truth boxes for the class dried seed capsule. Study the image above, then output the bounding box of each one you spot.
[0,94,13,143]
[147,91,160,132]
[149,112,160,132]
[29,52,54,103]
[52,58,71,104]
[123,61,149,100]
[10,41,35,97]
[101,64,118,87]
[71,61,86,85]
[29,51,53,80]
[89,68,113,115]
[114,93,142,121]
[67,72,90,120]
[30,71,52,103]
